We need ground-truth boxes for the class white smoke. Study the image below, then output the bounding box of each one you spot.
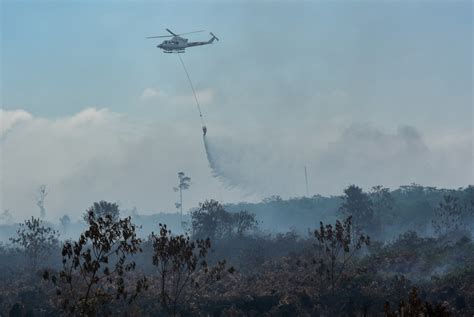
[0,109,33,138]
[1,108,471,222]
[0,108,246,221]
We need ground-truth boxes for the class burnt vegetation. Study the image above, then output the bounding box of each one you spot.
[1,184,473,316]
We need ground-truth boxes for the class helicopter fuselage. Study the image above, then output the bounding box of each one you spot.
[157,35,217,53]
[158,36,187,51]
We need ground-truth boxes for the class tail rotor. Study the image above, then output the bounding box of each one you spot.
[210,32,219,41]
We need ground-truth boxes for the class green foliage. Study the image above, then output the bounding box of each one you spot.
[233,210,259,236]
[370,185,395,238]
[82,201,120,223]
[176,172,191,191]
[191,200,257,240]
[432,195,473,236]
[339,185,374,236]
[226,184,472,236]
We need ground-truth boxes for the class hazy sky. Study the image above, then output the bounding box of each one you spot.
[1,1,472,221]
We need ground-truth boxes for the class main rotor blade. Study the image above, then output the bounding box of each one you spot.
[146,29,205,39]
[166,28,178,36]
[146,35,173,39]
[177,30,205,35]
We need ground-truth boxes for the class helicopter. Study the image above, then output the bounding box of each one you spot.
[147,29,219,53]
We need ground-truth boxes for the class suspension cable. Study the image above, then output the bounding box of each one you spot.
[177,53,205,127]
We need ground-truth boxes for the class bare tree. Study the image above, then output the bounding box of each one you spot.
[10,216,59,272]
[44,206,146,315]
[150,223,232,316]
[313,216,370,294]
[36,184,48,219]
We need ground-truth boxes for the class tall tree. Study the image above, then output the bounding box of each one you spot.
[339,185,373,238]
[432,195,471,236]
[83,200,120,223]
[370,185,395,239]
[173,172,191,218]
[59,214,71,234]
[233,210,258,237]
[191,200,229,240]
[36,184,48,219]
[191,200,257,240]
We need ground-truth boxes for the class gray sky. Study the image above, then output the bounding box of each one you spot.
[1,1,472,221]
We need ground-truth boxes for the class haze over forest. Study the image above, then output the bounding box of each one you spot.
[1,1,472,221]
[1,1,474,316]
